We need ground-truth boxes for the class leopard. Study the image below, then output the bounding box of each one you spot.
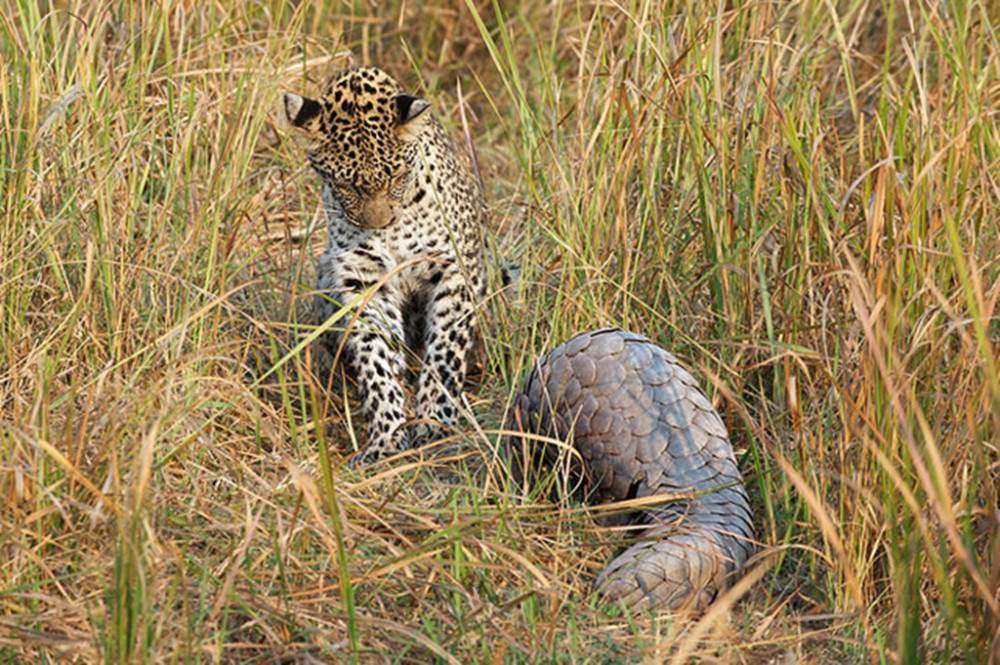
[283,66,487,467]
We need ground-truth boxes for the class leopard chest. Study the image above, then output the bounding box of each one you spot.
[322,189,468,293]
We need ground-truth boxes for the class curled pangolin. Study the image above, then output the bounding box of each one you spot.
[508,328,754,611]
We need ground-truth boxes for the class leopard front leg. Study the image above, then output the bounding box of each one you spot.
[412,267,481,446]
[347,319,411,466]
[318,275,411,466]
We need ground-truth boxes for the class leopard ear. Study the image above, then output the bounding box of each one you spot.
[395,94,430,125]
[284,93,322,128]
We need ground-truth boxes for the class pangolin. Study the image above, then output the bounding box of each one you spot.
[508,328,754,611]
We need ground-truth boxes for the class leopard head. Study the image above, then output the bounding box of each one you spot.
[283,67,430,229]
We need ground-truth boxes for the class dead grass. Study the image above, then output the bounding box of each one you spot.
[1,0,998,662]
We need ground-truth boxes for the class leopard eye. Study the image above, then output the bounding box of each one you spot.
[389,169,411,194]
[336,181,362,199]
[343,179,368,196]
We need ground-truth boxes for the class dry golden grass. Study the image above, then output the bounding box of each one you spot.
[2,1,998,662]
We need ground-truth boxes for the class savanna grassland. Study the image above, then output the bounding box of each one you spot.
[2,1,999,662]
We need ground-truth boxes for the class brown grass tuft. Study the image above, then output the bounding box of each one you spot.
[2,1,997,662]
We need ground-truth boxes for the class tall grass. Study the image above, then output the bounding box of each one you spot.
[1,0,997,662]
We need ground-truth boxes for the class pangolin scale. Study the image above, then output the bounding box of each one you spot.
[508,328,754,611]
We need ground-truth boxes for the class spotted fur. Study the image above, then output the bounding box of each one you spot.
[284,67,486,465]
